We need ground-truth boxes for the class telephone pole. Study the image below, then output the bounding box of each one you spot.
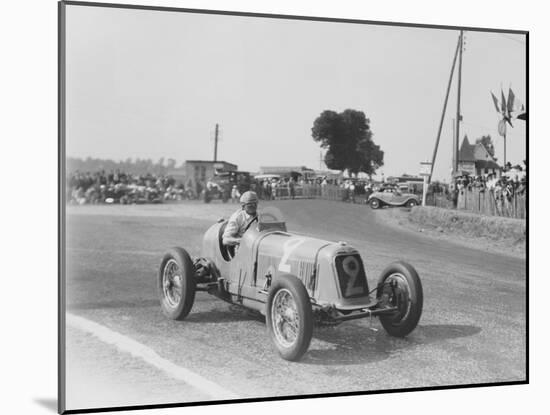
[213,123,219,162]
[454,30,464,176]
[428,34,461,184]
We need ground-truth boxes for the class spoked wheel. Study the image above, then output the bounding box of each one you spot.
[406,199,418,208]
[370,198,381,209]
[158,247,196,320]
[267,275,313,361]
[376,261,423,337]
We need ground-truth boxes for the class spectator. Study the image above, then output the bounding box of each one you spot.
[231,185,241,203]
[288,178,296,199]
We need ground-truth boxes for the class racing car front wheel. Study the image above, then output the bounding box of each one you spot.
[267,275,313,361]
[158,247,196,320]
[376,261,423,337]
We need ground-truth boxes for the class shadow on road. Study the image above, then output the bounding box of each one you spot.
[302,323,481,366]
[34,398,57,412]
[185,306,266,324]
[414,324,482,343]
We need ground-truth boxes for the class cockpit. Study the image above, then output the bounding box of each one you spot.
[218,206,287,261]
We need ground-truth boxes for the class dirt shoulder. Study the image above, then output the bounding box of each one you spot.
[374,206,526,259]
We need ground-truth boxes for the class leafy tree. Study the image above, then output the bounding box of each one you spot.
[475,135,495,158]
[311,109,383,177]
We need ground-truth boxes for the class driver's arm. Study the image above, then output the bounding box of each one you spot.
[222,235,241,246]
[222,214,241,246]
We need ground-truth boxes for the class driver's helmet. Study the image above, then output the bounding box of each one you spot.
[240,191,258,205]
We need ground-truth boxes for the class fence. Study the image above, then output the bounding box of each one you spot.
[260,183,526,219]
[259,184,352,202]
[425,193,455,209]
[455,188,526,219]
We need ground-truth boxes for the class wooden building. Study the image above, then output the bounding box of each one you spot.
[458,136,501,177]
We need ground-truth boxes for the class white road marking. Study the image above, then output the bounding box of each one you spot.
[66,313,240,400]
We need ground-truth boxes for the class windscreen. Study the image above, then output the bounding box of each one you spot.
[258,206,285,224]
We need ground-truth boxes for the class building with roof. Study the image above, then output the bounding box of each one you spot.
[458,136,501,177]
[259,166,315,181]
[184,160,238,192]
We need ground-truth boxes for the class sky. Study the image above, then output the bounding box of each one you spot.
[65,4,526,181]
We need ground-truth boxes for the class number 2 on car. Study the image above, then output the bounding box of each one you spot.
[278,238,306,273]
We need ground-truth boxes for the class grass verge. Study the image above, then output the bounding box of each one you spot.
[379,206,526,258]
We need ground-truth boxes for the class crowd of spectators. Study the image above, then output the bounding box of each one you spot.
[445,169,527,219]
[253,177,319,200]
[452,167,527,204]
[67,170,191,204]
[251,176,379,203]
[68,164,527,217]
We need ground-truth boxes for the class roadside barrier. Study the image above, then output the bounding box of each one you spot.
[456,188,526,219]
[263,184,526,220]
[260,184,348,201]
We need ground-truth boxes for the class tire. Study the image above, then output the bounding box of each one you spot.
[406,199,418,208]
[266,275,313,361]
[369,198,381,209]
[376,261,423,337]
[158,247,196,320]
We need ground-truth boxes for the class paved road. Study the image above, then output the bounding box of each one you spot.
[63,200,526,411]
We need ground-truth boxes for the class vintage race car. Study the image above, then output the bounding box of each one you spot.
[367,185,420,209]
[158,207,423,361]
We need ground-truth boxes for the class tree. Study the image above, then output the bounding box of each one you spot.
[311,109,383,177]
[475,135,495,158]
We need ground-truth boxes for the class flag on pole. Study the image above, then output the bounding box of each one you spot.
[507,88,515,115]
[491,92,500,113]
[501,89,507,114]
[501,89,513,127]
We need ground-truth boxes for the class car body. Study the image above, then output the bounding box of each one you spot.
[367,184,420,209]
[158,207,423,361]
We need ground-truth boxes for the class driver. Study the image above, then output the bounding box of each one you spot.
[222,191,259,246]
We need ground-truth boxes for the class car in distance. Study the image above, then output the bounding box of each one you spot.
[202,170,252,203]
[367,184,420,209]
[158,207,423,361]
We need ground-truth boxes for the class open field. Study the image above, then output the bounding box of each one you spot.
[63,199,526,411]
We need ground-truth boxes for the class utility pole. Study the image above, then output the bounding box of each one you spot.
[454,30,464,176]
[213,123,219,162]
[504,132,507,167]
[428,34,461,184]
[452,118,456,171]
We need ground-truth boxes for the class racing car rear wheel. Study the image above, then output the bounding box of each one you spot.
[267,275,313,361]
[158,247,196,320]
[369,198,381,209]
[376,261,423,337]
[406,199,418,208]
